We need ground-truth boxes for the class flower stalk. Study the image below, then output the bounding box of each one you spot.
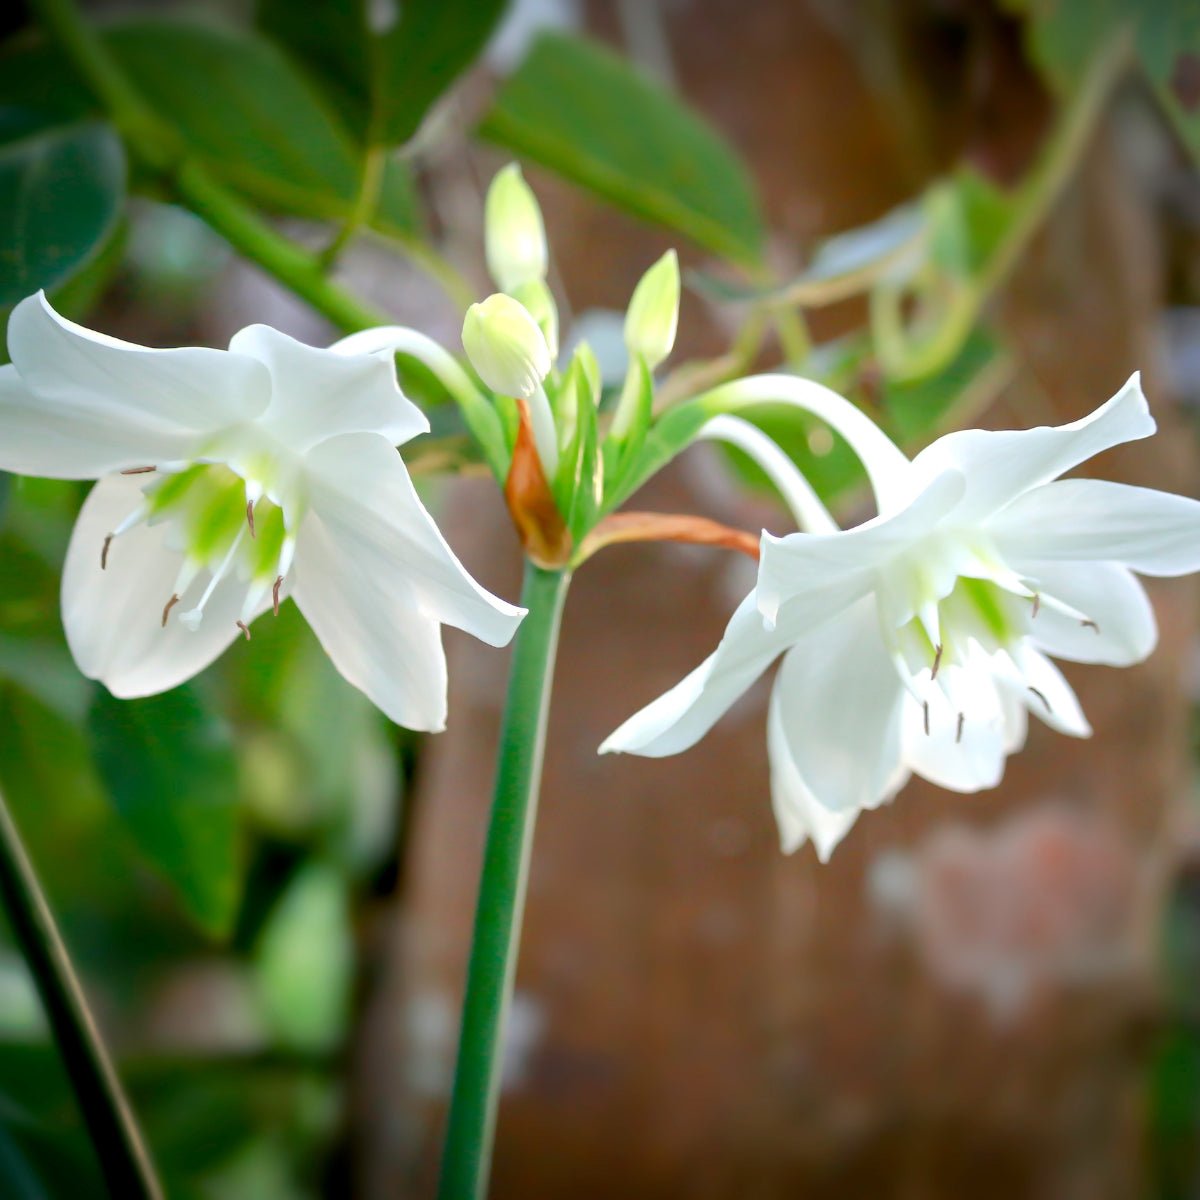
[438,562,570,1200]
[0,788,163,1199]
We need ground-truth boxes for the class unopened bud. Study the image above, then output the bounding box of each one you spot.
[624,250,679,371]
[462,294,552,400]
[512,278,559,362]
[485,164,548,292]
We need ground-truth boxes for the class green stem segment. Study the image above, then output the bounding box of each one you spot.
[0,791,163,1199]
[439,564,570,1200]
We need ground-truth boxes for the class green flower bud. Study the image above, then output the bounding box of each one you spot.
[623,250,679,371]
[485,164,548,292]
[512,278,559,362]
[462,293,551,400]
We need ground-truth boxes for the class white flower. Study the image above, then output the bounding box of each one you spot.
[602,373,1200,860]
[0,292,525,730]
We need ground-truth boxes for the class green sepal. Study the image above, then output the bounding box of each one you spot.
[551,354,603,542]
[602,354,654,508]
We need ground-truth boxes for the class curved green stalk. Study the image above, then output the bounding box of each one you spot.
[439,563,570,1200]
[0,790,163,1199]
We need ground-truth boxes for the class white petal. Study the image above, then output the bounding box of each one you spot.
[1009,645,1091,737]
[0,293,270,479]
[703,373,914,513]
[766,682,860,861]
[290,508,449,731]
[756,470,965,625]
[901,662,1008,793]
[769,598,906,814]
[302,433,525,647]
[988,478,1200,576]
[62,476,250,695]
[908,373,1153,522]
[600,575,869,759]
[230,324,429,451]
[1012,559,1156,666]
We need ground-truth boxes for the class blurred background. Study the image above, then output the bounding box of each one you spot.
[2,0,1200,1196]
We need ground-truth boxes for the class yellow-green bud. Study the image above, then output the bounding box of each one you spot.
[462,293,551,400]
[511,278,559,362]
[624,250,679,371]
[485,163,548,292]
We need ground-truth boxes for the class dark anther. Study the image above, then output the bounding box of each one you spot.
[923,701,930,736]
[101,534,114,570]
[1031,593,1041,618]
[931,643,943,681]
[236,620,251,641]
[955,712,964,744]
[161,594,180,627]
[272,575,283,616]
[1081,618,1099,633]
[246,500,256,538]
[1028,685,1051,711]
[120,466,156,475]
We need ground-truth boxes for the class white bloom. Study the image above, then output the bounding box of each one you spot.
[0,292,525,730]
[602,373,1200,860]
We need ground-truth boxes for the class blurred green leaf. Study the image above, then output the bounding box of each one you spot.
[479,32,764,265]
[253,862,351,1051]
[87,686,242,940]
[0,20,420,238]
[1020,0,1200,162]
[257,0,506,146]
[255,0,372,137]
[376,0,508,145]
[0,111,125,307]
[0,1044,104,1199]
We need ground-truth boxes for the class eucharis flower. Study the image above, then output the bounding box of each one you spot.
[0,293,525,730]
[602,373,1200,860]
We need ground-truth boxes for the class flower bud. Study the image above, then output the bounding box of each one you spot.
[623,250,679,371]
[462,293,552,400]
[511,278,559,362]
[485,164,548,292]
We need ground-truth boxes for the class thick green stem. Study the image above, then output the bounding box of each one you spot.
[439,563,570,1199]
[0,790,162,1199]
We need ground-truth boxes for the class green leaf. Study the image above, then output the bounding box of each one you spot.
[0,111,125,306]
[479,32,764,265]
[253,862,352,1050]
[0,19,420,236]
[87,686,242,939]
[690,202,924,307]
[255,0,372,137]
[377,0,509,145]
[257,0,506,146]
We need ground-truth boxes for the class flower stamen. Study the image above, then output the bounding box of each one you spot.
[272,574,283,616]
[923,701,930,736]
[246,499,256,538]
[955,712,964,744]
[120,466,156,475]
[101,533,113,570]
[236,620,251,641]
[1082,618,1099,633]
[161,593,180,627]
[1029,685,1051,711]
[931,643,943,681]
[1031,592,1041,618]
